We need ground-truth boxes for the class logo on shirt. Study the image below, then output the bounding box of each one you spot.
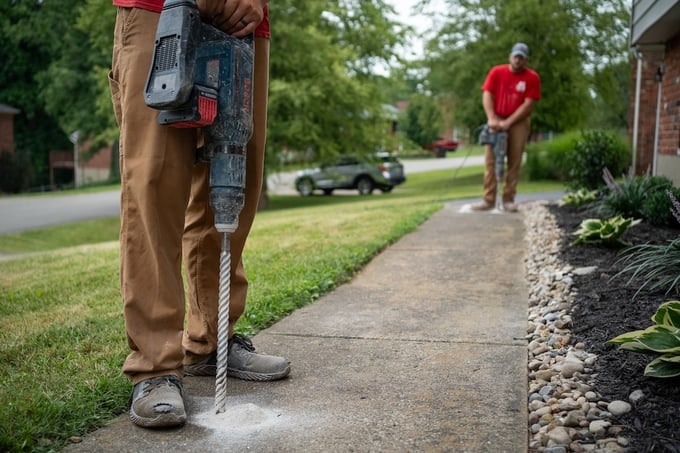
[516,81,526,93]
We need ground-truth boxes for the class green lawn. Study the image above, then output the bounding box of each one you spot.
[0,164,563,452]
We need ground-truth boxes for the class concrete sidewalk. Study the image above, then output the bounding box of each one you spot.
[65,200,533,453]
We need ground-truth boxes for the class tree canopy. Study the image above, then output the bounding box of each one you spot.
[0,0,633,191]
[413,0,631,135]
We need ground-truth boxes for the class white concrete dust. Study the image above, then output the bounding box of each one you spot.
[190,398,283,433]
[187,395,326,445]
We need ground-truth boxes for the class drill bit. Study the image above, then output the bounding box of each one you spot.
[215,232,230,414]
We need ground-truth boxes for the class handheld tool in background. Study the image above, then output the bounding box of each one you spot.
[144,0,255,413]
[479,125,508,213]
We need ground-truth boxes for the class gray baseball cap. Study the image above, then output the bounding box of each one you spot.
[511,43,529,58]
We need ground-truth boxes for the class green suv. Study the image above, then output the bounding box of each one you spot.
[294,152,406,196]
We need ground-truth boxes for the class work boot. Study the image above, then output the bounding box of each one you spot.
[130,375,186,428]
[184,334,291,381]
[503,202,518,212]
[470,201,493,211]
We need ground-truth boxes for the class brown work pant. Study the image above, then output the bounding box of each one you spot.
[482,117,531,205]
[109,7,269,384]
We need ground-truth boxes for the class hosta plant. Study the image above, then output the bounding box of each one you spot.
[571,215,641,247]
[608,300,680,378]
[559,188,599,207]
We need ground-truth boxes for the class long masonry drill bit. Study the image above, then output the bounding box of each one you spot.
[215,232,231,414]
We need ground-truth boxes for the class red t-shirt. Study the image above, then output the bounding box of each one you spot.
[111,0,270,39]
[481,64,540,118]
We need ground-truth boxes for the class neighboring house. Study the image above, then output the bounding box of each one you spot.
[0,103,20,153]
[629,0,680,185]
[49,144,112,188]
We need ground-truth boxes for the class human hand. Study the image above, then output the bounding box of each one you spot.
[487,117,502,132]
[197,0,267,38]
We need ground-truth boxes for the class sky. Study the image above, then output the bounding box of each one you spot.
[383,0,446,60]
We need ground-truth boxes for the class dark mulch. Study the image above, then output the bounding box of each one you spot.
[548,204,680,453]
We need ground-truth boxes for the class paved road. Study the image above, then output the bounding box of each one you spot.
[0,154,484,234]
[268,154,484,195]
[0,191,121,235]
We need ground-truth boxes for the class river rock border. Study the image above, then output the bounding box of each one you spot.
[521,202,632,453]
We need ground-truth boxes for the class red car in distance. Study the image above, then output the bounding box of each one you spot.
[425,139,459,158]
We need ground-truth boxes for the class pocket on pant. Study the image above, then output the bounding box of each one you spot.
[108,70,122,128]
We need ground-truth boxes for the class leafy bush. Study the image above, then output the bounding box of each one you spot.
[525,131,580,181]
[571,215,641,247]
[614,238,680,297]
[641,187,680,227]
[596,169,678,226]
[608,300,680,378]
[565,130,630,190]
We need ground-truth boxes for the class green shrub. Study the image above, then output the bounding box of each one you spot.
[571,215,641,247]
[614,238,680,297]
[641,187,680,227]
[608,300,680,378]
[597,169,674,221]
[525,131,580,181]
[565,130,630,190]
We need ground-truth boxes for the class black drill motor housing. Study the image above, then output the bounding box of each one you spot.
[144,0,254,233]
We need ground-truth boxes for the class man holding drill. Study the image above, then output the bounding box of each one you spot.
[109,0,290,429]
[471,42,541,212]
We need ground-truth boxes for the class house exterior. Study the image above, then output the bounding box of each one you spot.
[629,0,680,185]
[0,103,20,153]
[49,145,112,188]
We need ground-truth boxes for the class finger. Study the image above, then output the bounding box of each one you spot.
[230,20,257,38]
[222,9,263,36]
[196,0,224,22]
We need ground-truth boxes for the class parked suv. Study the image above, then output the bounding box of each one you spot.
[294,152,406,196]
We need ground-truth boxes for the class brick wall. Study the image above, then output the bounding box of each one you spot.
[0,113,15,152]
[630,33,680,176]
[660,34,680,159]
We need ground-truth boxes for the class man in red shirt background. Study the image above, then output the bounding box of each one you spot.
[109,0,289,429]
[472,42,541,212]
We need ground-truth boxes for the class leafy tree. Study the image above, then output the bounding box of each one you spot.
[38,0,117,150]
[0,0,75,186]
[400,93,443,148]
[267,0,405,160]
[419,0,630,134]
[588,59,631,130]
[2,0,406,190]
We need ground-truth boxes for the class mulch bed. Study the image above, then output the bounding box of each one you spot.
[548,204,680,453]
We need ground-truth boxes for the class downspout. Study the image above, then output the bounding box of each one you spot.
[653,64,664,176]
[632,47,642,174]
